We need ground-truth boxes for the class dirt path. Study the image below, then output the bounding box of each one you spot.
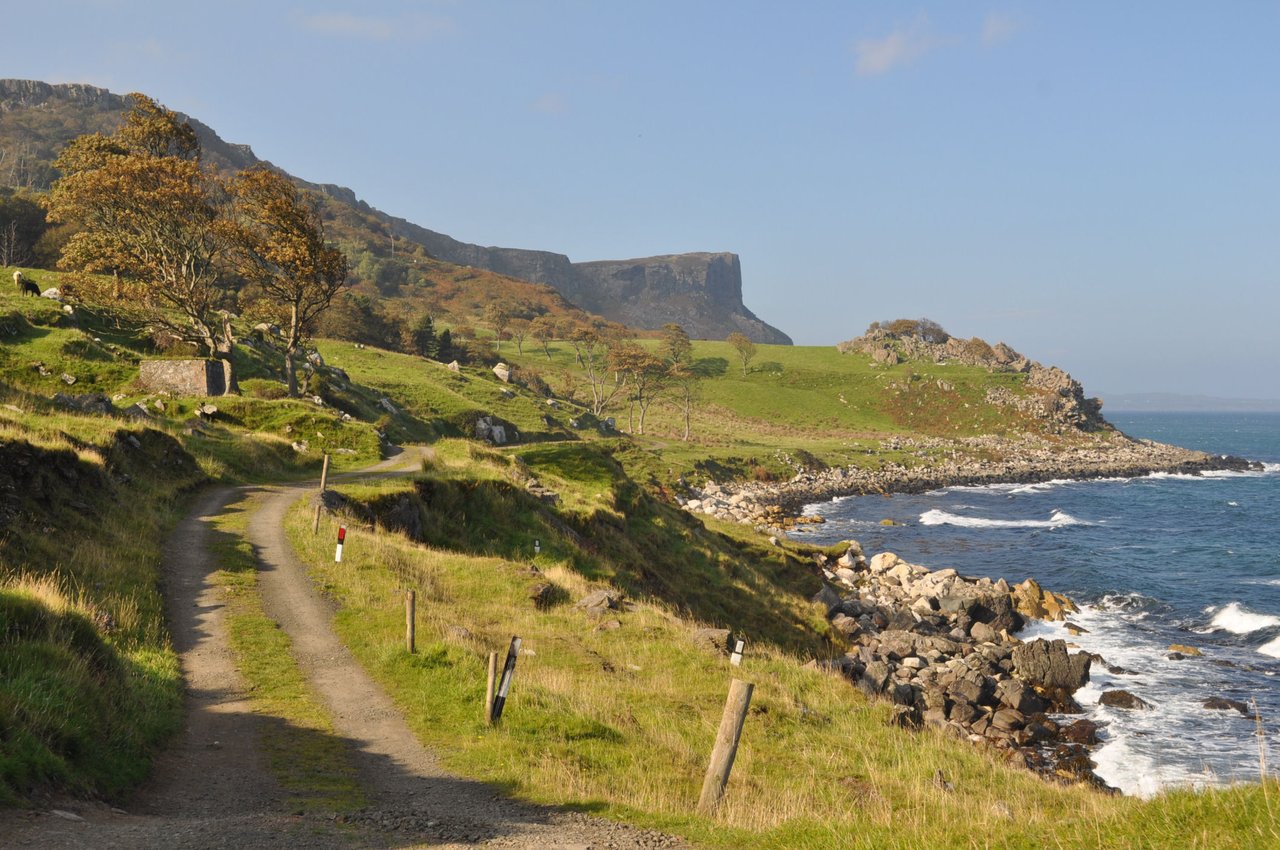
[4,452,688,849]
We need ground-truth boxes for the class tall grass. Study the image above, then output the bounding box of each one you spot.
[285,471,1280,849]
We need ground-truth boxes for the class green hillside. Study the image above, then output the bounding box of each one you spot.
[2,275,1276,847]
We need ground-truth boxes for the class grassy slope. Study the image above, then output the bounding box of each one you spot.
[2,280,1277,847]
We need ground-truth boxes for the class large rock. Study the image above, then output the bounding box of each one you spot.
[1099,690,1151,710]
[1011,639,1091,692]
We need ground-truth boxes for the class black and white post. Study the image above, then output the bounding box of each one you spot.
[489,636,522,725]
[729,637,746,666]
[335,525,347,562]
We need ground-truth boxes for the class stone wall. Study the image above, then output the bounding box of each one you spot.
[138,359,235,396]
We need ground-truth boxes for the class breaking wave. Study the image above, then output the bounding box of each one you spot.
[918,508,1085,529]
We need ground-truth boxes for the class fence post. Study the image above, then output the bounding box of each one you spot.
[489,636,521,725]
[319,453,331,491]
[312,502,323,535]
[484,651,498,726]
[697,678,753,815]
[405,590,416,653]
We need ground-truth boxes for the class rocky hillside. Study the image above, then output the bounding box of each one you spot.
[838,322,1106,432]
[0,79,789,343]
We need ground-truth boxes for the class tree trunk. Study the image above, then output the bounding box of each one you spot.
[285,348,299,398]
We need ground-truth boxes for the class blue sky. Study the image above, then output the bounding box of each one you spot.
[6,2,1278,399]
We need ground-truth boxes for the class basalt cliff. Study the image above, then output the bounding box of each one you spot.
[1,79,790,344]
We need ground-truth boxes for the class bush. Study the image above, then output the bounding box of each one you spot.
[242,378,288,400]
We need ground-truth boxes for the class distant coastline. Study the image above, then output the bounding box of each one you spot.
[680,431,1262,526]
[1100,393,1280,413]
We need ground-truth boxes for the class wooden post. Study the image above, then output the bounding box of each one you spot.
[698,678,753,815]
[312,502,322,535]
[489,636,521,725]
[405,590,416,653]
[319,453,331,492]
[484,651,498,726]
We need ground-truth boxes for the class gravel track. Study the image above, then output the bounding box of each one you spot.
[3,451,689,849]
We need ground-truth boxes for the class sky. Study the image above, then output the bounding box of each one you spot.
[5,1,1279,400]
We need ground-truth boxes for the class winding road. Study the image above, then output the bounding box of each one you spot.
[4,451,686,849]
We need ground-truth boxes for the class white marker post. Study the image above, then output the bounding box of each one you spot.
[489,636,522,725]
[335,525,347,562]
[729,637,745,667]
[534,539,541,556]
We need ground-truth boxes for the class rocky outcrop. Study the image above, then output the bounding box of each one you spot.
[838,327,1104,432]
[809,542,1113,790]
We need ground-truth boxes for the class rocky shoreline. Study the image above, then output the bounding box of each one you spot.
[678,431,1261,528]
[806,541,1116,790]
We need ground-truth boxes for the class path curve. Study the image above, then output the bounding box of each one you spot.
[4,451,688,849]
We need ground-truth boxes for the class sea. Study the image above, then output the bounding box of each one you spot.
[791,412,1280,797]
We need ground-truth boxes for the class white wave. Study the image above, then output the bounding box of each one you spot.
[1265,463,1280,474]
[1260,636,1280,658]
[1199,602,1280,635]
[918,508,1085,529]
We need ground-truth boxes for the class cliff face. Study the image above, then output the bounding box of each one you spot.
[571,253,791,344]
[1,79,792,344]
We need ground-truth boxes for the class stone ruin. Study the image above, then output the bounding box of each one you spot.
[139,359,237,397]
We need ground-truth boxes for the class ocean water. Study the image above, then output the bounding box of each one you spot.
[792,412,1280,797]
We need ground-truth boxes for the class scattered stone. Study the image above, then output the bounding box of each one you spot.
[60,373,76,385]
[492,362,511,382]
[1168,643,1202,656]
[576,589,622,611]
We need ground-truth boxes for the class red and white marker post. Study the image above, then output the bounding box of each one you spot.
[335,526,347,562]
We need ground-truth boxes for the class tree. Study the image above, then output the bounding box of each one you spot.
[44,93,233,359]
[404,313,438,359]
[0,192,49,268]
[225,167,349,397]
[507,317,530,355]
[658,322,693,367]
[436,328,454,362]
[609,342,667,434]
[570,325,625,416]
[658,324,698,441]
[529,315,556,359]
[727,332,757,377]
[483,303,511,351]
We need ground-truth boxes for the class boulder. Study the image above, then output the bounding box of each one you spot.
[493,362,511,382]
[692,628,734,655]
[1203,697,1250,716]
[811,584,843,614]
[1011,639,1091,692]
[1099,689,1151,710]
[576,589,622,611]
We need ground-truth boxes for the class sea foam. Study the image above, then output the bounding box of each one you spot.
[918,508,1085,529]
[1201,602,1280,635]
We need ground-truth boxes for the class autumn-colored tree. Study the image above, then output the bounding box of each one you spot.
[225,167,349,397]
[658,324,698,440]
[609,342,667,434]
[570,325,625,416]
[727,331,757,377]
[507,317,530,355]
[483,303,511,351]
[529,315,556,359]
[44,93,233,358]
[658,323,693,366]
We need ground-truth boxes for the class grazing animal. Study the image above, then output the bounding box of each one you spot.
[14,271,40,296]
